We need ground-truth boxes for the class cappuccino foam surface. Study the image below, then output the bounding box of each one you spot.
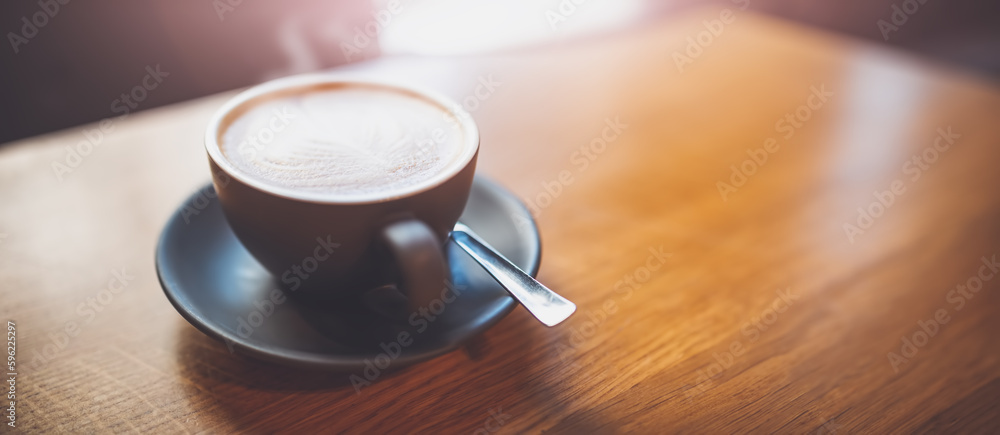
[220,84,466,197]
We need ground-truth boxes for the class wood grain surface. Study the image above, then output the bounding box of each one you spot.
[2,7,1000,434]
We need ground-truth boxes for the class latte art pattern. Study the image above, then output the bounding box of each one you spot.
[220,85,465,197]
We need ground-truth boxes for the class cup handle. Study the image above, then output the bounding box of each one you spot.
[379,219,447,310]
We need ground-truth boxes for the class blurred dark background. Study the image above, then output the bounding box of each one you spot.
[1,0,998,145]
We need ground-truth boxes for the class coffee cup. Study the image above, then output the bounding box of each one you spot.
[204,74,479,309]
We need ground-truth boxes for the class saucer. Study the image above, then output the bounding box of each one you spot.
[156,177,540,371]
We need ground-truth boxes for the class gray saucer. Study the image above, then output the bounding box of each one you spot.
[156,177,540,372]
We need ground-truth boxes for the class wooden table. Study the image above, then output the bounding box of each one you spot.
[3,7,1000,433]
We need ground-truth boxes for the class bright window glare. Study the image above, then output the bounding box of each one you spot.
[378,0,645,56]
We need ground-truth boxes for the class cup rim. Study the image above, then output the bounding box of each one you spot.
[204,74,480,205]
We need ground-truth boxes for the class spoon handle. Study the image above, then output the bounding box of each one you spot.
[450,223,576,327]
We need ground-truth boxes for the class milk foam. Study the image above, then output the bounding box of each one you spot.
[220,84,465,197]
